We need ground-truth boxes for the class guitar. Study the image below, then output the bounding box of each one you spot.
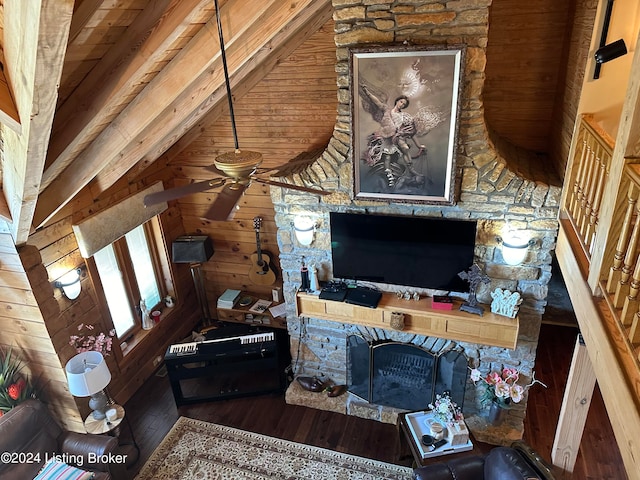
[248,217,277,285]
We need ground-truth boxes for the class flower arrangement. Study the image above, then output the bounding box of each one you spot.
[69,323,115,355]
[0,347,37,416]
[470,366,546,408]
[428,391,463,424]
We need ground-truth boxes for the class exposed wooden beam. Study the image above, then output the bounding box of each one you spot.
[33,0,331,227]
[551,334,595,473]
[1,0,73,244]
[142,0,333,172]
[67,0,104,45]
[42,0,213,192]
[96,0,333,191]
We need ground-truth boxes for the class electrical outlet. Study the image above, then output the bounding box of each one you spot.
[153,355,162,367]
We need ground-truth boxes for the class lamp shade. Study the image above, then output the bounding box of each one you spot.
[65,351,111,397]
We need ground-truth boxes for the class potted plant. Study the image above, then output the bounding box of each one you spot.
[470,366,546,425]
[0,347,37,417]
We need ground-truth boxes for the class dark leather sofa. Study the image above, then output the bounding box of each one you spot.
[0,399,126,480]
[413,441,556,480]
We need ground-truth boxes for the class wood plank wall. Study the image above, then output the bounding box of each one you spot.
[0,233,83,431]
[0,167,202,429]
[173,19,338,308]
[484,0,574,154]
[549,0,597,180]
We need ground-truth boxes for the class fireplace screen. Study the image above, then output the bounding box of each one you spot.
[347,336,467,411]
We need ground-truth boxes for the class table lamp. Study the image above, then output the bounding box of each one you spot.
[65,351,112,420]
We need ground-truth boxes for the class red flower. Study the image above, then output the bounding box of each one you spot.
[8,382,22,400]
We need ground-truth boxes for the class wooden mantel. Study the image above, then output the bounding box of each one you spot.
[296,292,519,349]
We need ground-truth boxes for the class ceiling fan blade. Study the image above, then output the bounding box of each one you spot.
[253,177,330,195]
[202,182,248,221]
[143,178,225,206]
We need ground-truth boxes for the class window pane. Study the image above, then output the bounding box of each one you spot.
[94,245,136,337]
[125,225,161,309]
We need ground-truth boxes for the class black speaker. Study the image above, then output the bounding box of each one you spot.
[172,235,214,263]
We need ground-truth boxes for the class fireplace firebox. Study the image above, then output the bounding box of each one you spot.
[347,335,468,411]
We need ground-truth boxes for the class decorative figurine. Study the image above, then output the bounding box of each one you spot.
[140,298,154,330]
[309,264,321,292]
[458,264,491,316]
[490,288,522,318]
[164,295,175,308]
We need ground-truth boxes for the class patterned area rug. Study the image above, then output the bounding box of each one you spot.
[135,417,413,479]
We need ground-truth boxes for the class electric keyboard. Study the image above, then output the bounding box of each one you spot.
[163,324,289,406]
[167,332,275,356]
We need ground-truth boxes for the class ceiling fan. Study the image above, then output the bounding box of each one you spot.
[144,0,330,221]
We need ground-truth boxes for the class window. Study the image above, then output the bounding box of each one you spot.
[92,220,165,340]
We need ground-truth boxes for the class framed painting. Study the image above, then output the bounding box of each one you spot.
[350,44,465,204]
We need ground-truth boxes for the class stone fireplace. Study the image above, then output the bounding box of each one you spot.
[270,0,560,446]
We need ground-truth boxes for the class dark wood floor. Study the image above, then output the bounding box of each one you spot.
[122,321,627,480]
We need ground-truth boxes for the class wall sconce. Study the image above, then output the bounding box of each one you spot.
[497,232,535,266]
[55,268,82,300]
[595,39,627,64]
[293,215,317,246]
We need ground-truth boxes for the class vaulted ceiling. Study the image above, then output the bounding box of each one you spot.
[0,0,332,244]
[0,0,578,246]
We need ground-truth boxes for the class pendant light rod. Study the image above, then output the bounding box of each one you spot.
[214,0,239,150]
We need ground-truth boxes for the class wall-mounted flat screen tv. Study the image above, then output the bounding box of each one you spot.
[330,212,477,293]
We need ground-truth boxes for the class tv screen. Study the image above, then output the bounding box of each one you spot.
[330,212,477,293]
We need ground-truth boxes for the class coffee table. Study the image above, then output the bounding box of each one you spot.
[399,410,473,467]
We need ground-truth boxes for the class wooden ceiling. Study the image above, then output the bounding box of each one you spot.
[0,0,579,245]
[0,0,332,244]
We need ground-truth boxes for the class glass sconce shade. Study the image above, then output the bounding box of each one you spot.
[55,268,82,300]
[293,216,316,246]
[497,232,534,266]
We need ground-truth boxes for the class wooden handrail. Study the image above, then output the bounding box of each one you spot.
[602,162,640,367]
[563,115,614,260]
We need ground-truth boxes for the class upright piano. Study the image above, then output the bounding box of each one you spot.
[164,323,290,406]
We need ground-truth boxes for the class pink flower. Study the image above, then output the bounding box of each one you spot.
[502,368,519,383]
[69,324,115,355]
[494,380,511,398]
[510,384,524,403]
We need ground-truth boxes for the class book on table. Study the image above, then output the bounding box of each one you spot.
[217,289,241,308]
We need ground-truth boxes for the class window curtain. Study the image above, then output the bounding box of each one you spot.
[72,182,168,258]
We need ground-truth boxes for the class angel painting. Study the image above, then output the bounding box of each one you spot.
[351,46,464,204]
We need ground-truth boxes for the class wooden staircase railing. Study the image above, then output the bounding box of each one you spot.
[561,113,640,396]
[603,162,640,363]
[563,114,614,261]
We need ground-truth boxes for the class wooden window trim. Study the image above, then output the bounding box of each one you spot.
[85,218,169,363]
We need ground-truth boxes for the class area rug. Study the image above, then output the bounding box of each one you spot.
[135,417,413,479]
